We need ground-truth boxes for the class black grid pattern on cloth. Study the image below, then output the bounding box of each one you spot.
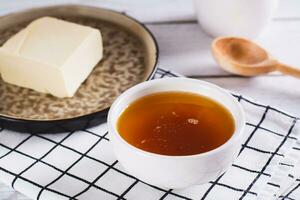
[277,173,300,199]
[279,180,300,200]
[0,67,298,200]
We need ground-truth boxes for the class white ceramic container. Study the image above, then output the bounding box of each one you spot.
[108,78,245,189]
[194,0,279,39]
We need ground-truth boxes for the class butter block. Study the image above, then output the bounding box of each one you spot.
[0,17,103,97]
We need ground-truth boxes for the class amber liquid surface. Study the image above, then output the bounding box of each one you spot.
[117,91,235,156]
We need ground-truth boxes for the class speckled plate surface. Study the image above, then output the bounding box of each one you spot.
[0,5,158,133]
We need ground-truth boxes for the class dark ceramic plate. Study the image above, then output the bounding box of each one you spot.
[0,5,158,133]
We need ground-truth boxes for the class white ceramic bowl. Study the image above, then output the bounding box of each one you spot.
[108,78,245,189]
[194,0,279,39]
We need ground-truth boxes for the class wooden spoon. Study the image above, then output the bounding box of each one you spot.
[211,36,300,78]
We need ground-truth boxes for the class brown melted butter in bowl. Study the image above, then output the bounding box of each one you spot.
[117,91,235,156]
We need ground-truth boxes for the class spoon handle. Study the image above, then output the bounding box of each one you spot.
[276,63,300,78]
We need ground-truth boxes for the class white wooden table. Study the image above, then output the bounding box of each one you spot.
[0,0,300,199]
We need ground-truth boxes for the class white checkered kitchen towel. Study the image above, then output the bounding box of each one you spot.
[0,68,299,200]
